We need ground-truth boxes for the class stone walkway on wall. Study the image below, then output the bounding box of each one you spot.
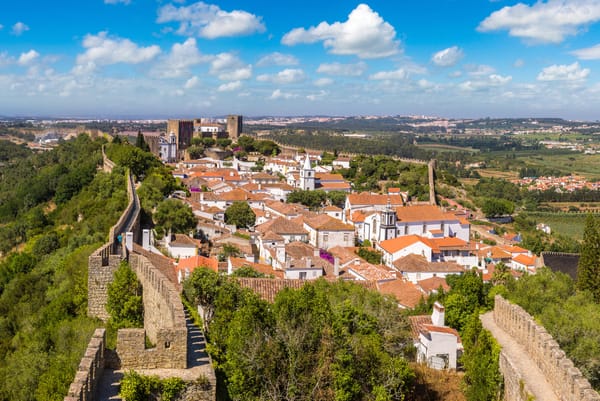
[95,310,214,400]
[480,312,559,401]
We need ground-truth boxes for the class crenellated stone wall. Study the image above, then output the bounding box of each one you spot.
[88,170,140,321]
[116,252,187,369]
[63,329,106,401]
[494,295,600,401]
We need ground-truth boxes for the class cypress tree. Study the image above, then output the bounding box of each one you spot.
[577,214,600,301]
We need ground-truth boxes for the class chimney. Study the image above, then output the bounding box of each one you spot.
[334,257,340,277]
[306,257,312,269]
[431,302,445,326]
[125,232,134,252]
[142,229,150,250]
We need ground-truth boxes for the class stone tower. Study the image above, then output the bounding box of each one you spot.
[227,115,243,140]
[300,154,315,191]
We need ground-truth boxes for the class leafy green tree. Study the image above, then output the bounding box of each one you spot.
[217,138,232,148]
[287,189,327,210]
[187,145,204,160]
[106,262,143,328]
[577,214,600,301]
[224,201,256,229]
[236,135,255,152]
[356,247,382,264]
[154,198,196,235]
[135,132,150,152]
[461,313,502,401]
[481,198,515,217]
[231,266,269,278]
[218,244,242,262]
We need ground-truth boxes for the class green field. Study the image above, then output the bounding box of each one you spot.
[418,143,480,153]
[515,152,600,178]
[522,212,594,240]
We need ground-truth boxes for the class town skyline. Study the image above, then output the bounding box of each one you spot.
[3,1,600,119]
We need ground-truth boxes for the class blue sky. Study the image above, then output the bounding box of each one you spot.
[2,0,600,119]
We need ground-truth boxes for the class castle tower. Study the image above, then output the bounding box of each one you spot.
[299,154,315,191]
[379,198,397,241]
[227,115,243,140]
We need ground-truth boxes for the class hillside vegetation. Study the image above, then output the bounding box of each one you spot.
[0,136,128,401]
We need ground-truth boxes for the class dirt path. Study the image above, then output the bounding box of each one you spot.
[480,312,559,401]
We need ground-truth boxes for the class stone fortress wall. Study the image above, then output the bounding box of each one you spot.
[494,295,600,401]
[63,329,106,401]
[116,252,187,369]
[88,170,140,321]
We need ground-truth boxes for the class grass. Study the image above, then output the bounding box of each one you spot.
[522,211,593,240]
[417,143,480,153]
[476,169,519,180]
[515,153,600,178]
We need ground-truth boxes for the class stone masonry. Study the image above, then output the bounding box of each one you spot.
[64,329,106,401]
[494,295,600,401]
[116,252,187,369]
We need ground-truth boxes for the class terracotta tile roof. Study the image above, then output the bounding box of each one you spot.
[315,173,345,181]
[285,241,318,259]
[513,254,536,266]
[304,214,354,231]
[235,278,307,302]
[347,192,405,207]
[256,216,308,236]
[503,245,529,254]
[262,231,285,241]
[350,210,369,223]
[265,200,308,216]
[395,205,459,223]
[131,244,178,286]
[379,235,432,254]
[377,278,425,308]
[417,276,450,293]
[252,172,279,180]
[347,261,396,282]
[323,205,343,212]
[177,255,219,273]
[229,257,284,279]
[169,234,199,247]
[409,315,462,343]
[392,254,465,273]
[328,246,362,266]
[431,237,469,249]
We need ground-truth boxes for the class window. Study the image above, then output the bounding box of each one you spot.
[299,272,307,280]
[323,234,329,243]
[343,233,349,242]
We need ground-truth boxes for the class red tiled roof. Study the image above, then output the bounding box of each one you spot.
[377,278,425,308]
[304,214,354,231]
[347,192,404,206]
[392,254,464,273]
[379,235,432,254]
[395,205,459,223]
[417,276,450,293]
[177,255,219,272]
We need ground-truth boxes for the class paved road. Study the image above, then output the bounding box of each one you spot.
[480,312,559,401]
[95,310,214,400]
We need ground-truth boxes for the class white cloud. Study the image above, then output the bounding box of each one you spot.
[269,89,298,99]
[281,4,399,59]
[465,64,496,76]
[104,0,131,4]
[459,74,513,91]
[184,76,199,89]
[571,43,600,60]
[207,52,251,80]
[157,2,265,39]
[449,70,462,78]
[314,77,333,86]
[0,52,14,67]
[537,62,590,81]
[256,52,298,67]
[317,61,367,76]
[218,80,242,92]
[257,68,305,84]
[12,22,29,36]
[155,38,211,78]
[76,32,160,68]
[431,46,463,67]
[478,0,600,44]
[369,68,408,80]
[307,90,328,101]
[514,59,525,67]
[18,50,39,66]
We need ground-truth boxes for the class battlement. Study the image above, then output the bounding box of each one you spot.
[494,295,600,401]
[63,329,106,401]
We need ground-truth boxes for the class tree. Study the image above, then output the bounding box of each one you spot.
[154,198,196,236]
[481,198,514,217]
[135,132,150,152]
[577,214,600,301]
[187,145,204,160]
[225,201,256,229]
[106,262,143,328]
